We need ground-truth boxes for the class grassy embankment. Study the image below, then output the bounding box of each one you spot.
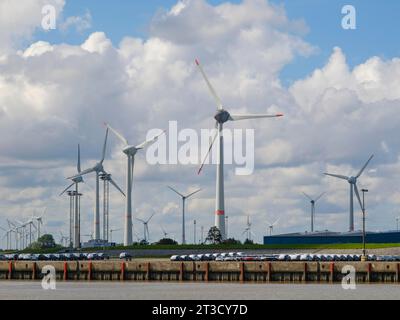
[2,243,400,255]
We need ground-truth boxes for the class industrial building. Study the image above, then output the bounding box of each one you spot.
[264,230,400,245]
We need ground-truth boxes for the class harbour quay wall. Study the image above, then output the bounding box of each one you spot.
[0,261,400,283]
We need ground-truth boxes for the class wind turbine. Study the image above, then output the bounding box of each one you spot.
[195,59,283,240]
[168,186,202,245]
[109,228,122,243]
[7,220,19,250]
[68,128,125,241]
[32,212,44,241]
[242,216,256,241]
[266,218,280,236]
[59,232,69,247]
[324,155,374,232]
[61,145,84,248]
[302,192,325,233]
[105,123,165,247]
[0,226,10,250]
[161,226,169,238]
[136,212,156,244]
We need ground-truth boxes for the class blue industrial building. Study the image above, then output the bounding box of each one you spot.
[264,231,400,245]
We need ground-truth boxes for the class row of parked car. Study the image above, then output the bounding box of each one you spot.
[0,253,111,261]
[170,252,400,262]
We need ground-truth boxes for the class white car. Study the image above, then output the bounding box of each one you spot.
[119,252,132,260]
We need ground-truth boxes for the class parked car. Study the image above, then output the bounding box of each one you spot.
[119,252,132,261]
[97,253,110,260]
[202,254,213,261]
[277,254,290,261]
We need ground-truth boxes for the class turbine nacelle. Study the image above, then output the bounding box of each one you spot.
[214,110,231,124]
[72,176,83,184]
[348,176,357,184]
[122,145,139,156]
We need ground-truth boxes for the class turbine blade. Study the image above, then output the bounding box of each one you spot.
[315,192,326,202]
[105,123,128,146]
[198,127,218,175]
[229,113,284,121]
[109,178,126,197]
[168,186,184,198]
[356,155,374,178]
[77,144,81,173]
[324,173,349,180]
[101,128,109,163]
[147,212,156,223]
[60,182,75,196]
[68,167,96,180]
[135,130,166,150]
[186,189,202,199]
[195,59,223,110]
[354,184,363,211]
[135,218,145,224]
[272,218,280,226]
[302,192,313,201]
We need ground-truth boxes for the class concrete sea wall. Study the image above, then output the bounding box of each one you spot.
[0,261,399,283]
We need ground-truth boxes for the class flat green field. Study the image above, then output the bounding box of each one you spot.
[4,243,400,254]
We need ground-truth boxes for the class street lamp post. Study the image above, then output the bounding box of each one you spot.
[361,189,369,261]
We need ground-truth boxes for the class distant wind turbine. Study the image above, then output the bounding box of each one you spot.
[266,218,280,236]
[68,128,125,240]
[168,186,201,245]
[324,155,374,232]
[302,192,325,233]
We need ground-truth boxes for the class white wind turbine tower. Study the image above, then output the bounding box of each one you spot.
[105,123,165,246]
[266,218,280,236]
[0,226,9,250]
[302,192,325,233]
[69,128,125,241]
[136,212,156,243]
[195,59,283,240]
[324,155,374,232]
[168,186,202,245]
[242,216,256,241]
[61,145,84,248]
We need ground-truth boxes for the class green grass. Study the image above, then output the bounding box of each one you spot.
[84,243,400,251]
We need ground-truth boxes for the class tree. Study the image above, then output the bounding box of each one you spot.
[157,238,178,245]
[205,227,222,244]
[222,238,241,245]
[244,238,254,245]
[29,234,56,250]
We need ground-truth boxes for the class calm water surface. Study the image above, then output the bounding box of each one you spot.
[0,281,399,300]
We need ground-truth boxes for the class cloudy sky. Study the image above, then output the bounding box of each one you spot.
[1,0,400,246]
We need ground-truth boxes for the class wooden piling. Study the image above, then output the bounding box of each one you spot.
[120,262,125,281]
[239,262,245,282]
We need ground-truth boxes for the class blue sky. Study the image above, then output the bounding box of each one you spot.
[34,0,400,84]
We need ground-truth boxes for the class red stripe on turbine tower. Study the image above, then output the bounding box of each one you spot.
[215,210,225,216]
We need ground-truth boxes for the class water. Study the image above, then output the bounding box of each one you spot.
[0,282,399,300]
